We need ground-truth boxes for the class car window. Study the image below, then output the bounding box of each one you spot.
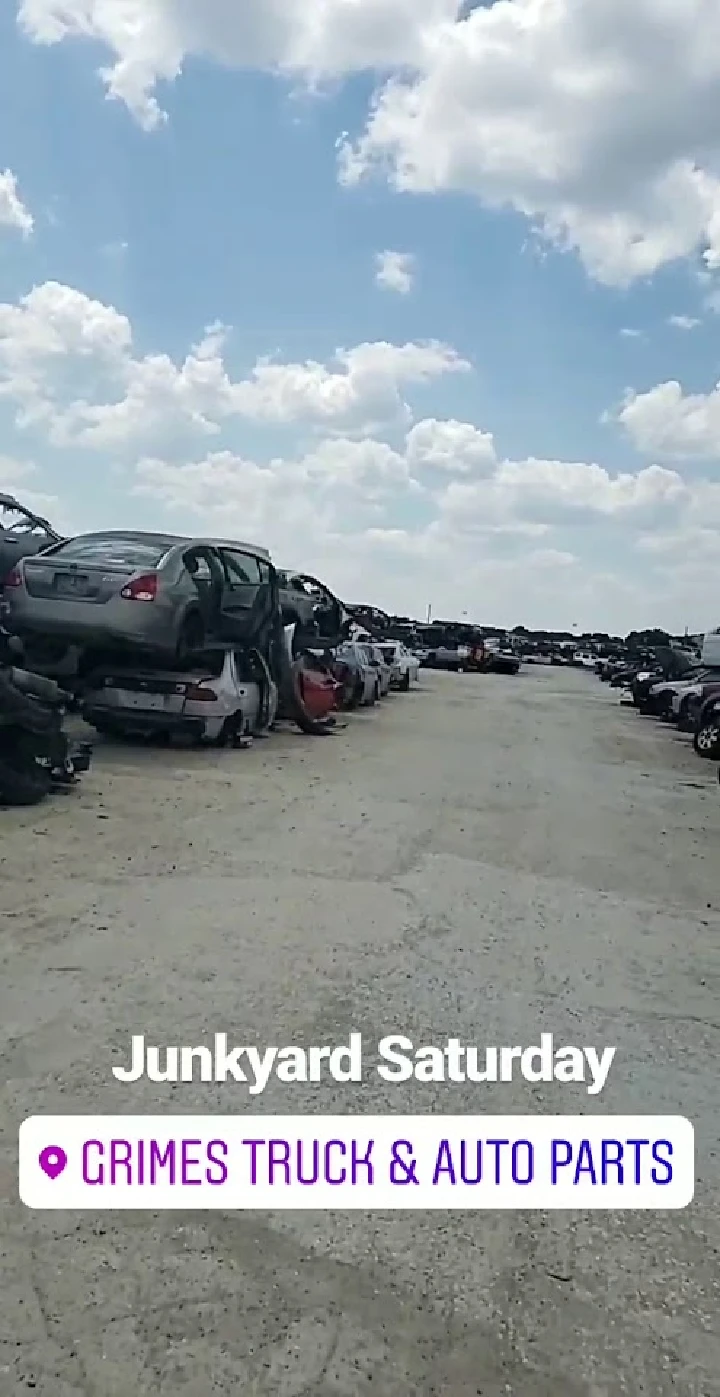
[219,549,262,586]
[0,504,49,537]
[186,554,212,581]
[190,648,226,677]
[46,535,171,567]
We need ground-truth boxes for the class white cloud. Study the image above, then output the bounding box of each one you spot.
[123,426,698,629]
[5,276,720,631]
[435,458,687,537]
[338,0,720,286]
[18,0,720,285]
[17,0,462,130]
[131,437,720,628]
[0,280,469,447]
[668,314,700,330]
[405,417,495,473]
[616,379,720,459]
[0,170,33,236]
[375,249,415,294]
[227,340,468,433]
[620,327,642,339]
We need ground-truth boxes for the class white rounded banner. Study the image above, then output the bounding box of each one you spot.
[19,1114,694,1210]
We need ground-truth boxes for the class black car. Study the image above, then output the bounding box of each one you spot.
[631,649,697,709]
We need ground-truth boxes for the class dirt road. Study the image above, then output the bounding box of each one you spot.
[1,667,718,1395]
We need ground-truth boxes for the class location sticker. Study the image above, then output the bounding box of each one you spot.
[38,1146,67,1180]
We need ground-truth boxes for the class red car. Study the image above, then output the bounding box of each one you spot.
[295,661,340,721]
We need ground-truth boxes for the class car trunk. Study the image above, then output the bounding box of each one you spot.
[87,665,221,716]
[22,556,140,604]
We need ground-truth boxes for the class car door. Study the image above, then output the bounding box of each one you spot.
[216,546,272,643]
[301,575,343,641]
[181,545,224,634]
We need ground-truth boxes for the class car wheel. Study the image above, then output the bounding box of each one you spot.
[175,612,205,664]
[693,720,720,759]
[677,699,692,732]
[398,670,410,691]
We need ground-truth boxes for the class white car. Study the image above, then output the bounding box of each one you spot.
[377,641,420,691]
[81,645,277,744]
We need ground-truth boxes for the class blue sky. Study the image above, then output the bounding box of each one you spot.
[1,0,719,632]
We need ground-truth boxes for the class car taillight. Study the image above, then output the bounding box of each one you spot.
[3,566,23,587]
[184,683,218,702]
[120,573,158,601]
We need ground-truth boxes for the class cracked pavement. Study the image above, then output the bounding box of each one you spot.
[0,666,718,1395]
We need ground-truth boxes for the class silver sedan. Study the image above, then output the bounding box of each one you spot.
[2,529,273,668]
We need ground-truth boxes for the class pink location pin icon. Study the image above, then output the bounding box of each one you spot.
[39,1146,67,1180]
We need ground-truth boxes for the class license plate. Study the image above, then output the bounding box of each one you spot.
[55,573,88,596]
[117,691,165,712]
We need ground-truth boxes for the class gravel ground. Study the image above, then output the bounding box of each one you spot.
[0,665,718,1395]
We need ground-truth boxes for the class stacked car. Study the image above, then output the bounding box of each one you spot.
[0,489,533,807]
[0,519,429,803]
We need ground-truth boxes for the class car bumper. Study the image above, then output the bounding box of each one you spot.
[83,703,223,740]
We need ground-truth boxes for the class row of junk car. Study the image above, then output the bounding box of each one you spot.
[0,492,518,808]
[593,632,720,784]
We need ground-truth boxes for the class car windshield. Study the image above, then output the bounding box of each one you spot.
[46,535,171,568]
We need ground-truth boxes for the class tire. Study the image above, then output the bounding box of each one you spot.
[0,730,52,806]
[272,638,335,735]
[175,612,205,664]
[693,720,720,759]
[398,670,411,691]
[343,679,361,711]
[677,699,692,732]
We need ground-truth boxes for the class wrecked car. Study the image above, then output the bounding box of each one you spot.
[0,493,61,588]
[5,529,336,737]
[81,644,278,746]
[334,640,381,706]
[2,530,286,675]
[277,570,350,649]
[0,627,91,805]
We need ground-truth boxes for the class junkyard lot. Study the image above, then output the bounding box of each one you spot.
[0,667,718,1396]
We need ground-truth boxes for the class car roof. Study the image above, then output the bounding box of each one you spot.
[59,529,271,561]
